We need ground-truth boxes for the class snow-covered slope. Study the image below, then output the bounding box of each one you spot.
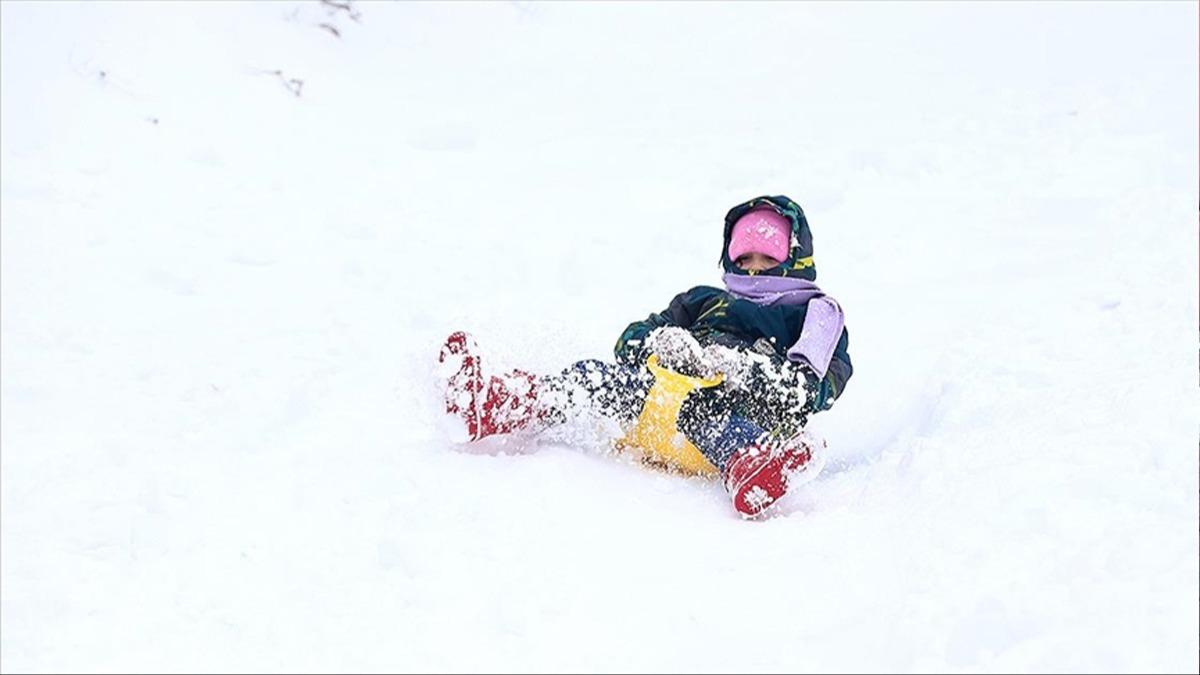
[3,2,1197,672]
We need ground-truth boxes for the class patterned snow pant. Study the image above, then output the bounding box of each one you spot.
[541,358,811,474]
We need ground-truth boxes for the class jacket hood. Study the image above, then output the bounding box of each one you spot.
[720,195,816,281]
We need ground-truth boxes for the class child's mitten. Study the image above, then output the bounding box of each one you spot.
[645,326,706,376]
[701,344,754,387]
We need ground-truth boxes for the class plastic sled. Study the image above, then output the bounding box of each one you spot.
[615,354,724,478]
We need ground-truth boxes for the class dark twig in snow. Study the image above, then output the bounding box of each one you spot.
[320,0,362,22]
[255,68,305,97]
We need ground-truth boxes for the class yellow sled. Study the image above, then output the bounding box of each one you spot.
[616,354,724,478]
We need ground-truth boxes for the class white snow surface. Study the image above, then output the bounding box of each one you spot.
[2,2,1197,672]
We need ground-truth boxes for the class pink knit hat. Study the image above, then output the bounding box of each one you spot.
[727,208,791,263]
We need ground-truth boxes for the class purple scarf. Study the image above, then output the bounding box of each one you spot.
[722,273,826,306]
[722,273,845,380]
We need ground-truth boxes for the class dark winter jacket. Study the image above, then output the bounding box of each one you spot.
[613,285,853,408]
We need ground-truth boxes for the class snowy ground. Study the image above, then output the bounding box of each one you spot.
[2,1,1197,672]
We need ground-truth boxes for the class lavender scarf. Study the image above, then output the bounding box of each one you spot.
[722,273,845,379]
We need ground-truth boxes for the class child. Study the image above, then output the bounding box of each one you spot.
[438,195,853,517]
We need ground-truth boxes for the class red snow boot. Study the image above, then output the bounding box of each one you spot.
[438,331,542,441]
[723,432,823,518]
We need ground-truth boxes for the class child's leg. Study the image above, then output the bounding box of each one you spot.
[440,332,654,441]
[736,358,811,438]
[676,386,766,473]
[538,359,655,427]
[679,381,822,517]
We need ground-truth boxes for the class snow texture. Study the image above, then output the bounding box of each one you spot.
[2,2,1197,672]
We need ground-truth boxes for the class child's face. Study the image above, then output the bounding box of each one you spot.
[735,252,781,272]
